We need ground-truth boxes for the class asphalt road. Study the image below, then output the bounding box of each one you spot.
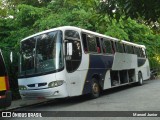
[5,79,160,120]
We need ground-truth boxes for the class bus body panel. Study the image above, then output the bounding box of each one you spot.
[19,74,56,90]
[82,54,113,94]
[66,70,84,96]
[65,54,89,97]
[19,72,69,99]
[112,53,137,70]
[103,70,112,89]
[19,85,68,100]
[137,59,150,81]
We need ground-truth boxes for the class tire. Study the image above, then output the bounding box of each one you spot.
[90,78,100,98]
[138,72,143,86]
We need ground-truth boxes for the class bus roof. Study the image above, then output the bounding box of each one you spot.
[21,26,146,48]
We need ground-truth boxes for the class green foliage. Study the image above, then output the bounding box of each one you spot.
[7,0,52,7]
[104,22,129,41]
[16,4,49,27]
[99,0,160,24]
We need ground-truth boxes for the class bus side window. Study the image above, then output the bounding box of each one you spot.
[87,34,97,53]
[139,48,142,57]
[129,46,134,54]
[111,41,115,53]
[125,45,134,54]
[96,37,101,53]
[133,46,135,54]
[140,48,145,58]
[142,48,146,58]
[101,38,106,53]
[114,42,117,52]
[123,44,126,53]
[65,30,80,39]
[65,30,82,72]
[134,47,140,57]
[134,46,138,55]
[134,47,137,56]
[139,48,143,57]
[82,33,88,52]
[125,45,128,53]
[144,49,147,58]
[102,39,112,54]
[116,42,124,53]
[131,46,134,54]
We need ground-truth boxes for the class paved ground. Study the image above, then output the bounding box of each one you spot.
[2,79,160,119]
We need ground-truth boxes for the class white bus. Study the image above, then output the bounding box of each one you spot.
[18,26,150,99]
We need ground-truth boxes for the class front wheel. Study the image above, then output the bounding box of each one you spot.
[90,78,100,98]
[138,72,143,86]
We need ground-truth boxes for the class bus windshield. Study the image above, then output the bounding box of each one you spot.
[19,30,64,77]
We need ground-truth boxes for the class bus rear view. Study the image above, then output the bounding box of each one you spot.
[0,50,12,108]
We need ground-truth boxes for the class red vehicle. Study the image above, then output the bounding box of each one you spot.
[0,50,12,108]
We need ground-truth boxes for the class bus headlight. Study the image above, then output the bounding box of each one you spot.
[48,80,64,88]
[19,85,27,90]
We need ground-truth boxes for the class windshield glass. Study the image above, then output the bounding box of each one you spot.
[19,30,64,76]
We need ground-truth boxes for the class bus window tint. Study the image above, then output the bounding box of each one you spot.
[123,44,126,53]
[139,48,145,58]
[102,39,112,54]
[142,48,146,58]
[125,45,134,54]
[65,30,80,39]
[111,41,115,53]
[134,47,141,57]
[116,42,124,53]
[21,38,36,75]
[65,30,82,72]
[87,34,97,53]
[82,33,88,52]
[96,37,101,53]
[66,40,82,72]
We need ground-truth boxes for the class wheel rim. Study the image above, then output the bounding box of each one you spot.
[92,83,99,94]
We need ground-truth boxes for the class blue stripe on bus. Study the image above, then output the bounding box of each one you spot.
[82,54,114,95]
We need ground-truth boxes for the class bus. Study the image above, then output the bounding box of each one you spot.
[0,49,12,108]
[18,26,150,99]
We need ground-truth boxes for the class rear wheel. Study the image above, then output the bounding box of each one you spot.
[138,72,143,86]
[90,78,100,98]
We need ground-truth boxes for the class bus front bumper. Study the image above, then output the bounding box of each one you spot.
[19,85,68,100]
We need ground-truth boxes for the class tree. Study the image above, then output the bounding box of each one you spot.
[6,0,52,7]
[99,0,160,26]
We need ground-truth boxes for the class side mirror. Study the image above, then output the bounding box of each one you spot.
[67,43,73,56]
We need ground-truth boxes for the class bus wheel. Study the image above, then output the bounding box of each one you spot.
[138,72,143,86]
[90,78,100,98]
